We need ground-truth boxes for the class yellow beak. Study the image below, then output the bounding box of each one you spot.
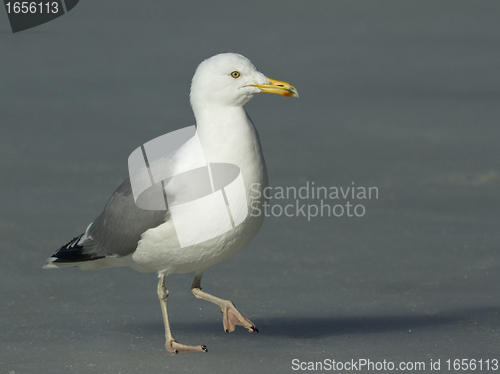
[251,78,299,98]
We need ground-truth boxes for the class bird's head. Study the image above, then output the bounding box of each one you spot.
[190,53,298,111]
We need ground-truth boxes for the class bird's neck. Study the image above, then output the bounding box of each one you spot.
[194,105,268,189]
[194,105,256,162]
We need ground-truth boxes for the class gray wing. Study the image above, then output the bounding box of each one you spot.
[85,178,167,257]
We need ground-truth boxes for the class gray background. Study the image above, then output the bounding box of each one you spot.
[1,1,499,373]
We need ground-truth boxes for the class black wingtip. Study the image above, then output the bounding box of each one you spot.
[50,234,105,263]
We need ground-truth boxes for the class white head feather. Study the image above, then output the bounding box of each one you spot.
[190,53,270,112]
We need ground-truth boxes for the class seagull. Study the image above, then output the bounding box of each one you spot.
[45,53,298,353]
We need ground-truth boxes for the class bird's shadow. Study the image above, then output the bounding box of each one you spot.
[119,305,500,340]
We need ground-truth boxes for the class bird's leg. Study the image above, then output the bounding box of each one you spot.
[191,275,258,334]
[157,275,207,353]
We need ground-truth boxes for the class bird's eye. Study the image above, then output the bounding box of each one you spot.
[230,71,241,79]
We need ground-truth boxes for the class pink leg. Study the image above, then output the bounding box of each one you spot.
[157,275,207,353]
[191,275,258,333]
